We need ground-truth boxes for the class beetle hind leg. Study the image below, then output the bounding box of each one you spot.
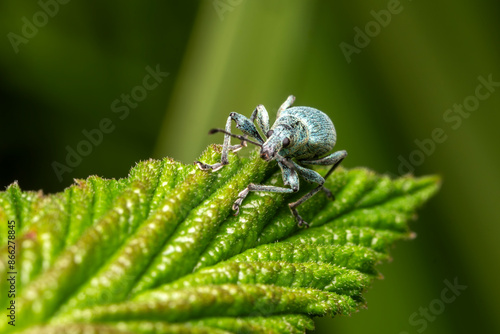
[287,150,347,226]
[300,150,347,199]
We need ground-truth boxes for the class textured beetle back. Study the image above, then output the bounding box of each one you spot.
[280,106,336,160]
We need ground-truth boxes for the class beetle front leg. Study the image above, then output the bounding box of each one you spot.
[230,112,264,143]
[195,115,234,171]
[276,95,295,118]
[228,139,247,152]
[195,112,263,171]
[251,104,270,136]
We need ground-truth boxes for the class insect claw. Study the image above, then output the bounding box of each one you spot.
[195,161,210,170]
[232,203,240,215]
[322,187,333,199]
[195,161,225,171]
[297,219,310,228]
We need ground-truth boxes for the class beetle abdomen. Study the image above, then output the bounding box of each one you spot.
[280,106,336,159]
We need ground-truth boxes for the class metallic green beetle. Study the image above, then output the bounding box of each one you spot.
[195,95,347,227]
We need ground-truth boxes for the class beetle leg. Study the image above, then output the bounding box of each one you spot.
[232,161,299,216]
[282,161,324,227]
[195,112,265,171]
[287,151,347,226]
[229,112,265,143]
[251,104,270,137]
[233,184,298,215]
[228,140,247,152]
[195,115,234,171]
[300,150,347,166]
[225,111,264,150]
[276,95,295,118]
[300,150,347,197]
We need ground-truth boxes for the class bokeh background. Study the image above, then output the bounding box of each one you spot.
[1,1,499,333]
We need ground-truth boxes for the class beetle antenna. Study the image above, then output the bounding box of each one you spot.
[209,128,262,147]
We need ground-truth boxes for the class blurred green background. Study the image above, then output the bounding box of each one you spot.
[1,1,499,333]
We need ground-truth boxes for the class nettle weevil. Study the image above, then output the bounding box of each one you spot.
[195,95,347,227]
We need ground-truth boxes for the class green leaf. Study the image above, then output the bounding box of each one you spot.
[0,145,439,334]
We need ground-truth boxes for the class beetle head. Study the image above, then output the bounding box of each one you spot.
[260,125,293,161]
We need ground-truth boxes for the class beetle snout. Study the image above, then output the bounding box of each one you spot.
[260,148,274,161]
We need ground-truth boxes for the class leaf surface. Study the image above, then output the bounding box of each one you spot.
[0,145,439,334]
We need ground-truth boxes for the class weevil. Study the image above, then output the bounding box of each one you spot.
[195,95,347,227]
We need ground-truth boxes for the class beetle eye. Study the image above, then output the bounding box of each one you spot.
[282,137,290,147]
[266,130,274,138]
